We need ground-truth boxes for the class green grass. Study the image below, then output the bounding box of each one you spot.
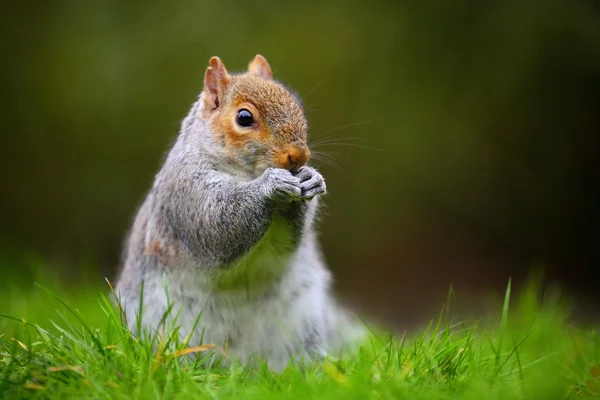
[1,277,599,399]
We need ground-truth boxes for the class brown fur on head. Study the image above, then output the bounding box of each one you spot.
[200,55,310,177]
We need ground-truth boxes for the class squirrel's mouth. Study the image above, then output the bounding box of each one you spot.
[271,146,310,172]
[242,145,310,178]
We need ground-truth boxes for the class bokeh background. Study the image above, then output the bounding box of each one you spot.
[2,0,599,328]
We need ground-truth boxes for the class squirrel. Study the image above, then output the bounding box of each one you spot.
[115,55,364,371]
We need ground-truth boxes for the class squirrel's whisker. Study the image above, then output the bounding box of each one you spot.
[310,121,373,140]
[305,80,325,97]
[310,151,348,162]
[309,137,366,147]
[310,152,346,170]
[310,142,383,152]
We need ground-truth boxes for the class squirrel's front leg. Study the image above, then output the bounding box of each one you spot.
[156,165,321,267]
[294,166,326,199]
[274,166,326,237]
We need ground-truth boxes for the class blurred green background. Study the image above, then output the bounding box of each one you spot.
[1,0,599,326]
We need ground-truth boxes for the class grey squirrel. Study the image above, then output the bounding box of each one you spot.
[115,55,364,371]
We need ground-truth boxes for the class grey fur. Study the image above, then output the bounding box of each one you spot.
[115,96,364,372]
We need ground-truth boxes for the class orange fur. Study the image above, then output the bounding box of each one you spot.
[144,237,185,267]
[144,240,162,255]
[201,55,310,173]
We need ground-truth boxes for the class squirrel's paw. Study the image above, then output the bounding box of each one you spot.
[295,166,326,200]
[261,168,302,202]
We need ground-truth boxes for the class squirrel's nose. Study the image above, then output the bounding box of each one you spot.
[277,146,310,171]
[287,154,299,170]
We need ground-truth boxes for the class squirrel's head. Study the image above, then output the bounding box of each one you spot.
[198,55,310,177]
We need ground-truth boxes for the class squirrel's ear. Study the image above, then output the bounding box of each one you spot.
[202,56,231,112]
[248,54,273,79]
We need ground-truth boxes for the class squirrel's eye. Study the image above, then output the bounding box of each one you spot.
[235,109,254,128]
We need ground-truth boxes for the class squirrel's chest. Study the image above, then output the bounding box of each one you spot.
[212,214,296,291]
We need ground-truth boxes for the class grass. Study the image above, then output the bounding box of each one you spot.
[1,275,599,399]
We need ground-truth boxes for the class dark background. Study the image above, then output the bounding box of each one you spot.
[2,0,599,328]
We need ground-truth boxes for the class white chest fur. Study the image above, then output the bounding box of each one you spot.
[208,213,295,292]
[126,214,330,371]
